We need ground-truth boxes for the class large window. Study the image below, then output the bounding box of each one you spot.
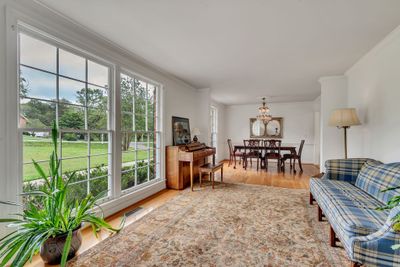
[120,73,160,192]
[18,28,162,205]
[19,32,111,202]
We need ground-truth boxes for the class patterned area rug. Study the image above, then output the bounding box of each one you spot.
[70,183,349,266]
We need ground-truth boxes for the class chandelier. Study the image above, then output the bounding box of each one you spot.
[256,97,272,124]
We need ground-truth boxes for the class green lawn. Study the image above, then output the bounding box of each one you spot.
[23,136,149,181]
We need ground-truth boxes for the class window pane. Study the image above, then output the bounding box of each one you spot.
[90,155,109,172]
[122,152,135,167]
[88,108,107,130]
[59,49,85,81]
[148,115,155,132]
[121,75,134,112]
[67,181,87,203]
[61,157,88,181]
[121,170,135,191]
[23,132,52,163]
[121,132,135,152]
[59,104,85,130]
[134,82,146,115]
[20,66,56,100]
[137,133,149,151]
[88,60,108,88]
[61,132,88,158]
[137,164,148,185]
[135,115,145,131]
[90,176,109,199]
[20,33,56,73]
[90,133,109,155]
[149,164,157,180]
[23,162,50,183]
[20,98,55,129]
[121,113,133,131]
[87,86,108,109]
[59,77,86,105]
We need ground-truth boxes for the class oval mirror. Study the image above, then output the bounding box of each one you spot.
[266,119,281,137]
[252,120,265,137]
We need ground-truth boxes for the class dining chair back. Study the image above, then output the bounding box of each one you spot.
[227,139,244,167]
[243,139,261,170]
[264,139,282,171]
[281,139,305,173]
[298,139,305,157]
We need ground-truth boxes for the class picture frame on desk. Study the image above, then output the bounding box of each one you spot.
[172,116,191,145]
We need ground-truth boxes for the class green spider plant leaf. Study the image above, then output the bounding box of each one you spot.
[392,244,400,250]
[60,230,73,267]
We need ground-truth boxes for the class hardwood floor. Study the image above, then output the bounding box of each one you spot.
[222,160,320,189]
[27,160,319,266]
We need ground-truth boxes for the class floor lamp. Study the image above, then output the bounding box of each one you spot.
[329,108,361,159]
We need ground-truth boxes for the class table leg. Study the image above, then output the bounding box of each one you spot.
[221,167,223,182]
[233,148,237,169]
[199,171,202,188]
[190,161,194,191]
[212,172,215,189]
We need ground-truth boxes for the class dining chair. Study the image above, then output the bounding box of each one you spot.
[227,139,244,167]
[264,139,282,172]
[282,139,305,172]
[243,139,261,170]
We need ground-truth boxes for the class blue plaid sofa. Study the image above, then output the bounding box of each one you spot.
[310,158,400,267]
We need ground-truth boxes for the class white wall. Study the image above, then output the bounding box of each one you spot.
[0,0,8,237]
[346,25,400,163]
[211,100,227,162]
[225,101,315,164]
[313,96,321,166]
[319,76,348,170]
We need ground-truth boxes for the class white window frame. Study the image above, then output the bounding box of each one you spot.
[17,24,115,203]
[119,69,162,194]
[4,10,166,218]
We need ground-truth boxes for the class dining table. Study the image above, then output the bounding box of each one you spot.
[233,144,297,169]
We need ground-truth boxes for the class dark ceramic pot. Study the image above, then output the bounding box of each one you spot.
[40,227,82,265]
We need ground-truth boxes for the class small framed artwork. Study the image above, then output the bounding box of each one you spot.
[172,116,191,145]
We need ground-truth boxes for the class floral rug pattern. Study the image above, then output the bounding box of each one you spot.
[70,183,349,266]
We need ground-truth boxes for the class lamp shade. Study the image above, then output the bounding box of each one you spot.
[329,108,361,127]
[191,128,201,136]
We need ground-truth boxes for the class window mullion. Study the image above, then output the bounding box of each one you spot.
[113,67,122,199]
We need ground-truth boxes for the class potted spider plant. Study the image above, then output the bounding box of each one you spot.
[0,123,124,267]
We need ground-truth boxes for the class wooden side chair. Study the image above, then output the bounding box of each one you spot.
[243,139,261,170]
[227,139,244,167]
[199,162,223,189]
[264,139,282,172]
[282,139,305,172]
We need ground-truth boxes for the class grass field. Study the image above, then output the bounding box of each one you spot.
[23,136,149,181]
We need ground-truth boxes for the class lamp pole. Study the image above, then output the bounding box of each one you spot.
[342,126,349,159]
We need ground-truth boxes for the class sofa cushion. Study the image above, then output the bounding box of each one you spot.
[324,158,374,184]
[355,161,400,203]
[310,179,388,236]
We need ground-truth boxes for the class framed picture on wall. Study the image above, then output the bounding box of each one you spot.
[172,116,191,145]
[249,117,283,138]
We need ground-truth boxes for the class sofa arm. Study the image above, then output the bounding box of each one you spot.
[322,158,374,184]
[351,206,400,266]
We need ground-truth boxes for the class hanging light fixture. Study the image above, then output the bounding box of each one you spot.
[256,97,272,124]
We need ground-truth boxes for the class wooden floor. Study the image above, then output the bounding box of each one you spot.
[27,160,319,267]
[222,160,320,189]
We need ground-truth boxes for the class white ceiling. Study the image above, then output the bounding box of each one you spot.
[37,0,400,105]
